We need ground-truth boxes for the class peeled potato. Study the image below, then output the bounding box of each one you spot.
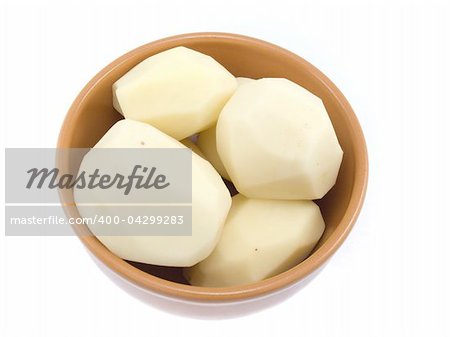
[236,77,254,85]
[74,120,231,267]
[196,126,230,180]
[113,47,237,140]
[180,137,206,159]
[217,78,343,200]
[184,194,325,287]
[197,77,254,181]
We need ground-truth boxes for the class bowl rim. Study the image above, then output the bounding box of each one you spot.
[57,32,368,302]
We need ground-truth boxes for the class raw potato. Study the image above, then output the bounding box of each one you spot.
[197,126,230,180]
[236,77,254,85]
[113,47,237,140]
[184,194,325,287]
[180,137,205,159]
[197,77,254,181]
[217,78,343,200]
[74,120,232,267]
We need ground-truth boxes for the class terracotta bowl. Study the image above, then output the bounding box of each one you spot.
[58,32,368,304]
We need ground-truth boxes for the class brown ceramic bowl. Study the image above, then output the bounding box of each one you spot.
[58,32,368,303]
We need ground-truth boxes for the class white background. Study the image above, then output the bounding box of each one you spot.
[1,0,449,336]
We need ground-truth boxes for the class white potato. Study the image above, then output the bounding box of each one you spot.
[184,194,325,287]
[74,120,231,267]
[236,77,254,85]
[196,77,254,181]
[216,78,343,200]
[113,47,237,140]
[196,126,230,180]
[180,137,205,159]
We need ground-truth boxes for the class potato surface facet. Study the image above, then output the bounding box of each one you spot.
[197,77,254,181]
[184,194,325,287]
[113,47,237,140]
[197,126,230,180]
[75,120,231,267]
[217,78,343,200]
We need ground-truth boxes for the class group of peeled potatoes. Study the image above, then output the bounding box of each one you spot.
[75,46,343,287]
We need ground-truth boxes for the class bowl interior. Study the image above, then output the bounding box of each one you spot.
[58,33,366,299]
